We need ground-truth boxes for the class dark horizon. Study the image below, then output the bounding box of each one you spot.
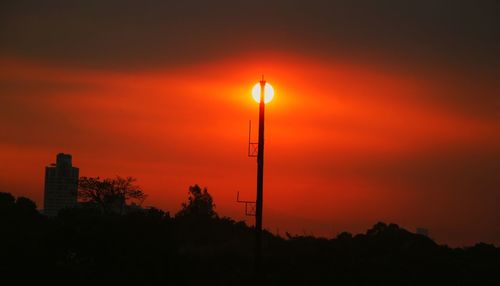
[2,188,500,284]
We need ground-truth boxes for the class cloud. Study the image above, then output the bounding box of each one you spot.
[1,0,499,70]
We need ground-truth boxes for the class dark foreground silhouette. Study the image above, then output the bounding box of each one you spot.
[1,190,499,285]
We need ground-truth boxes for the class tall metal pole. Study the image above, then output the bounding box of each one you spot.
[255,77,266,274]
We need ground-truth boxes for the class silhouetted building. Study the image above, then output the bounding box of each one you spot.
[43,153,79,216]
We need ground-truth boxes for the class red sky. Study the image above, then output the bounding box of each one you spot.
[1,1,499,246]
[1,53,499,246]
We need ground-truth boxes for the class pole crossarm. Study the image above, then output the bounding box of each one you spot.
[248,120,259,157]
[236,192,256,216]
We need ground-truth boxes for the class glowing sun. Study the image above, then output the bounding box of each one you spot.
[252,82,274,103]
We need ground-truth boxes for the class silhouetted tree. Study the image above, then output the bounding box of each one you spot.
[146,207,170,220]
[176,184,216,218]
[336,231,353,240]
[15,196,38,215]
[0,192,15,206]
[0,192,40,219]
[78,176,145,214]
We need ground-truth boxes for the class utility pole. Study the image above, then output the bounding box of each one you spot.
[237,76,273,277]
[254,76,266,274]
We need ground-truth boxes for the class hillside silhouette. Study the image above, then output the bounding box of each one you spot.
[1,189,499,285]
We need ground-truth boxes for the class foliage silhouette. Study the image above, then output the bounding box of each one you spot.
[78,176,145,214]
[175,184,216,219]
[1,190,499,285]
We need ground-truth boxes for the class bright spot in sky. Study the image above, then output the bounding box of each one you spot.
[252,82,274,103]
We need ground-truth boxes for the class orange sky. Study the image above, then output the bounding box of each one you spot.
[1,0,499,249]
[1,52,499,246]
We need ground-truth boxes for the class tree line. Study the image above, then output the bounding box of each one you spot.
[0,176,499,285]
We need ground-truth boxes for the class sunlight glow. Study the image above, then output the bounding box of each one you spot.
[252,82,274,103]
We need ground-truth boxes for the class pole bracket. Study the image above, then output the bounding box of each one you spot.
[236,192,256,216]
[248,120,258,157]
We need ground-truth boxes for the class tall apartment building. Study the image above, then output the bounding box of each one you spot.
[43,153,79,216]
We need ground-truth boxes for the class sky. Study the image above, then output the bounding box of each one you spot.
[1,0,499,246]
